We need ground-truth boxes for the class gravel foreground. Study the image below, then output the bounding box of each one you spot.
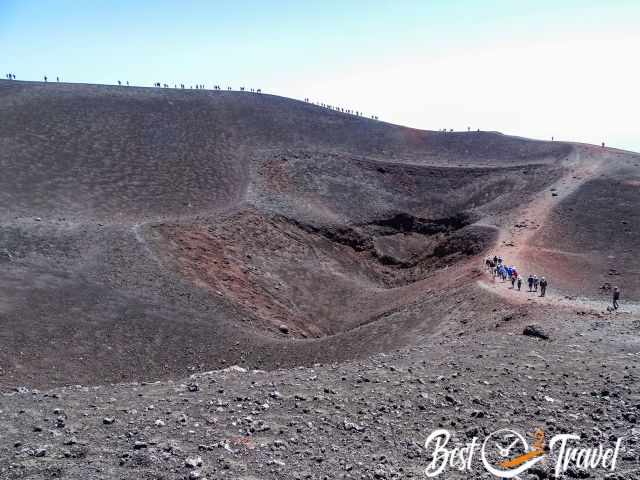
[2,306,639,480]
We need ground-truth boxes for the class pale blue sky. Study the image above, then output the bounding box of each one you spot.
[2,1,639,151]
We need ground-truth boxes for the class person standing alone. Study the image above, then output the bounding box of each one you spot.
[613,287,620,310]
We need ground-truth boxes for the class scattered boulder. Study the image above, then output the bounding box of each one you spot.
[343,420,363,432]
[223,365,247,374]
[523,324,549,340]
[34,447,47,457]
[185,456,203,468]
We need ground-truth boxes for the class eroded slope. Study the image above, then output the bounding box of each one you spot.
[0,80,596,388]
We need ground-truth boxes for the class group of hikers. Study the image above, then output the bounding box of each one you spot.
[4,74,265,93]
[5,74,61,82]
[486,254,622,311]
[486,255,548,297]
[304,98,378,120]
[123,82,263,92]
[4,74,376,119]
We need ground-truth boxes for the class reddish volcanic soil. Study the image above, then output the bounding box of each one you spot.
[0,80,638,390]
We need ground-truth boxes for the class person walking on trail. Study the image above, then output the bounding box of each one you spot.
[485,258,493,271]
[613,286,620,310]
[517,277,523,291]
[528,275,534,291]
[539,277,548,297]
[533,275,539,292]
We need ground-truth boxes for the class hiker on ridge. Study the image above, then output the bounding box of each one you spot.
[613,287,620,310]
[533,275,539,292]
[539,277,548,297]
[517,277,523,291]
[528,274,534,292]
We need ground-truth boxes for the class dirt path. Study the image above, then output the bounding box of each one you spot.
[477,276,640,315]
[492,146,599,250]
[476,145,640,315]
